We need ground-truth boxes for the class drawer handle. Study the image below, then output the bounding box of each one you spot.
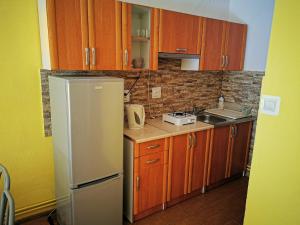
[146,159,160,164]
[146,144,160,150]
[176,48,187,52]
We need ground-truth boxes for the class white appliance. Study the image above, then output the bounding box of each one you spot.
[49,76,124,225]
[162,112,197,126]
[125,104,145,129]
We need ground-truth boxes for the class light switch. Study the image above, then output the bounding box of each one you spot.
[260,95,281,116]
[152,87,161,99]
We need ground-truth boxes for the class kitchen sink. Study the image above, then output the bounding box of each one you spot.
[197,113,227,125]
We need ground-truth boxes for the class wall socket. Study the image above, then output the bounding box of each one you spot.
[152,87,161,99]
[124,90,130,103]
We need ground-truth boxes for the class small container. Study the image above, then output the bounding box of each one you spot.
[218,95,225,109]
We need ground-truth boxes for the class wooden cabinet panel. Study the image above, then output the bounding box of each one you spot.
[229,122,252,177]
[225,22,247,71]
[189,130,209,193]
[168,134,190,201]
[139,138,165,157]
[159,10,201,54]
[88,0,122,70]
[49,0,88,70]
[208,126,231,185]
[138,152,165,213]
[200,18,225,70]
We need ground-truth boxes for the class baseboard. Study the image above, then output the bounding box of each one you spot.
[15,199,56,221]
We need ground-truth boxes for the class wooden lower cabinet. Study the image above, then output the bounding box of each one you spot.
[228,122,252,177]
[207,125,231,186]
[167,130,211,204]
[188,130,210,193]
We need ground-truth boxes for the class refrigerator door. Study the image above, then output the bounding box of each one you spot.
[67,78,124,187]
[71,175,123,225]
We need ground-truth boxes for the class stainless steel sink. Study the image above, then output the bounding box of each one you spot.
[197,113,227,125]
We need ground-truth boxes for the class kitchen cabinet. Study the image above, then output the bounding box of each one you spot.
[200,18,247,71]
[159,10,202,55]
[207,125,231,186]
[167,134,189,203]
[207,121,252,187]
[227,122,252,177]
[124,138,168,222]
[188,130,210,193]
[122,3,159,70]
[47,0,122,70]
[167,130,210,204]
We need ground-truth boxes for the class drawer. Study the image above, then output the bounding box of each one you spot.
[139,139,165,157]
[139,151,165,169]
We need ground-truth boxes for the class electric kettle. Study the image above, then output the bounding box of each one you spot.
[126,104,145,129]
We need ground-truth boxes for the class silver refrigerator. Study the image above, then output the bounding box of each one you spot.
[49,76,124,225]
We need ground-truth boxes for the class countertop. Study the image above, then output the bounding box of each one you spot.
[147,118,213,136]
[123,123,170,143]
[124,119,213,143]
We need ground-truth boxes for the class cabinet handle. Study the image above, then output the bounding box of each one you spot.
[193,133,197,147]
[231,126,235,137]
[225,55,229,67]
[146,158,160,164]
[136,176,140,191]
[124,49,128,66]
[221,55,225,67]
[176,48,187,52]
[146,144,160,149]
[188,134,192,149]
[92,48,96,66]
[234,125,238,137]
[85,48,90,66]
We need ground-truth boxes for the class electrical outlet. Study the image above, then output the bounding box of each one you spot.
[124,90,130,103]
[152,87,161,99]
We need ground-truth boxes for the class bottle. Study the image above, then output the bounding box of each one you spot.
[218,95,224,109]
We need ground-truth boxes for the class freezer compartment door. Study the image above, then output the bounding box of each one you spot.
[67,79,124,186]
[71,175,123,225]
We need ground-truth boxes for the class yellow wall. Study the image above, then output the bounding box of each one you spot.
[0,0,55,218]
[244,1,300,225]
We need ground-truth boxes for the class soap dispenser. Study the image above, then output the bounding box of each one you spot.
[218,95,225,109]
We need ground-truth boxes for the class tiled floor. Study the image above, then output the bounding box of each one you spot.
[19,178,248,225]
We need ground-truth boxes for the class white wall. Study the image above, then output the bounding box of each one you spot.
[229,0,275,71]
[121,0,274,71]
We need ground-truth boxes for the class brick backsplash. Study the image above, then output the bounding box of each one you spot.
[40,59,264,172]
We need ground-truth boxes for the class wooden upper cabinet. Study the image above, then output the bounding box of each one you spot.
[47,0,88,70]
[88,0,122,70]
[207,126,231,186]
[228,122,252,177]
[168,134,190,202]
[159,10,202,55]
[200,18,247,71]
[200,18,225,71]
[121,3,159,70]
[224,22,247,71]
[47,0,122,70]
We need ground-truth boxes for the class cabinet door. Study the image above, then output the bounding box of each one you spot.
[200,18,226,71]
[229,122,252,177]
[88,0,122,70]
[159,10,201,54]
[48,0,89,70]
[224,22,247,71]
[138,151,165,213]
[207,126,231,186]
[121,4,159,70]
[188,130,210,193]
[168,134,190,201]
